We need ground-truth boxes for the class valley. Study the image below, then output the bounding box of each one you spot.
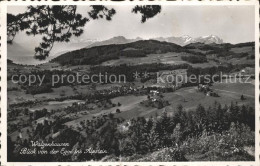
[7,39,255,161]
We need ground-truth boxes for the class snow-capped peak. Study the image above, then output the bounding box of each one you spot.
[151,35,223,46]
[181,35,195,44]
[196,35,223,44]
[181,35,191,39]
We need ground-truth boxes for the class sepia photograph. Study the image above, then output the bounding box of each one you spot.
[1,1,258,164]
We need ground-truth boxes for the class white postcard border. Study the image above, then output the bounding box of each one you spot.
[0,1,259,166]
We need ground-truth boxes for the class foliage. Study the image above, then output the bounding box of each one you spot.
[132,5,161,23]
[8,6,90,59]
[25,84,53,95]
[182,123,255,161]
[8,101,255,161]
[7,5,162,59]
[7,13,30,44]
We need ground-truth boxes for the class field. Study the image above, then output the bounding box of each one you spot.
[213,81,254,97]
[64,95,148,128]
[100,52,219,68]
[230,46,254,55]
[8,84,93,105]
[63,81,255,129]
[28,99,85,112]
[164,82,254,112]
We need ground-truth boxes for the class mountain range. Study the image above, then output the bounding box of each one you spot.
[85,35,223,48]
[85,36,142,48]
[152,35,223,46]
[8,35,224,65]
[50,39,254,67]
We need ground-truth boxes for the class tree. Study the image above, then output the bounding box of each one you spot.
[108,113,114,119]
[157,101,163,109]
[7,5,161,59]
[119,137,136,156]
[145,122,160,152]
[173,104,185,125]
[171,123,182,147]
[7,13,30,44]
[116,108,121,113]
[194,104,207,132]
[240,94,245,100]
[132,5,161,23]
[8,6,87,59]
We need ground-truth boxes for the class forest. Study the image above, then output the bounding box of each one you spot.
[8,101,255,161]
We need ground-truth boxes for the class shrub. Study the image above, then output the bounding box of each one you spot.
[181,123,255,161]
[25,84,53,95]
[136,148,187,161]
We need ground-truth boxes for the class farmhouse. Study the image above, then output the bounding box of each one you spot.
[198,84,210,92]
[150,90,159,96]
[198,84,219,97]
[118,120,131,132]
[240,67,254,75]
[158,69,187,87]
[36,117,55,125]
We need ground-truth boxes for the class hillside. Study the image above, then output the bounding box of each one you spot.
[51,40,254,67]
[85,36,141,49]
[51,40,184,65]
[185,42,255,62]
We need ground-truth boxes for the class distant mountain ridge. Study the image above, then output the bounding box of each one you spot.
[85,35,223,48]
[151,35,223,46]
[85,36,141,48]
[8,35,224,65]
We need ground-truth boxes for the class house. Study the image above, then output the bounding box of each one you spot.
[198,84,210,92]
[36,117,54,125]
[118,120,131,132]
[150,90,159,96]
[206,91,211,96]
[152,98,157,102]
[206,90,219,97]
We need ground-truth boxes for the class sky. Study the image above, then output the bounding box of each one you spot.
[8,5,255,44]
